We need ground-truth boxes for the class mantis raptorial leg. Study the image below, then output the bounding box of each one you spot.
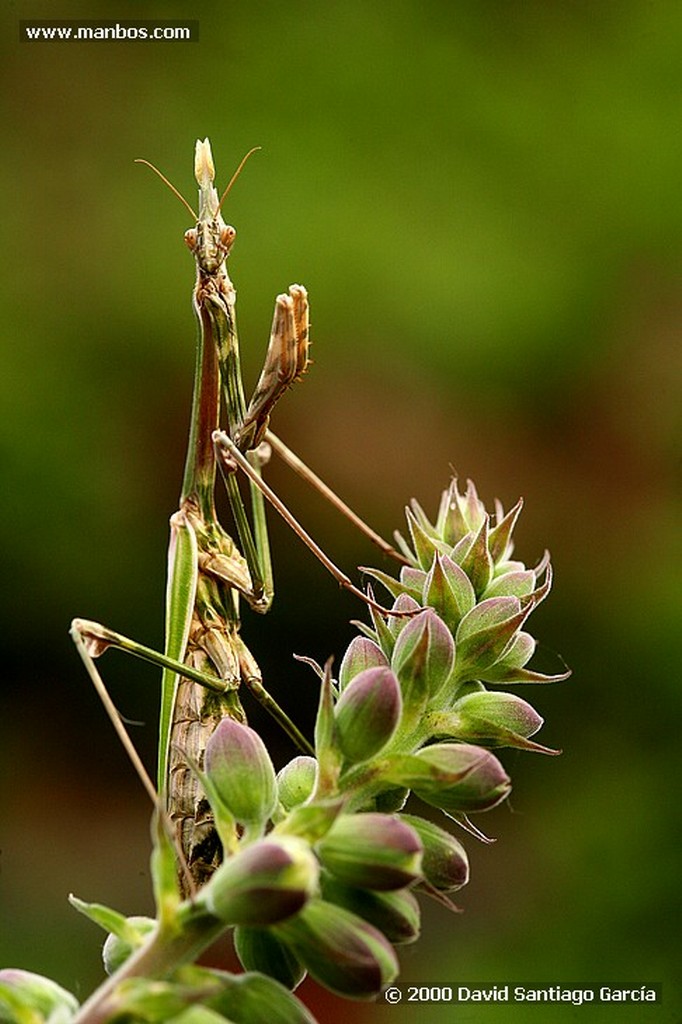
[72,138,408,895]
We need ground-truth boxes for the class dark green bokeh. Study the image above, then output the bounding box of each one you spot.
[1,2,679,1021]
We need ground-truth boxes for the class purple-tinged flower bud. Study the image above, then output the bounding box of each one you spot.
[316,812,422,891]
[102,915,157,974]
[203,836,318,926]
[338,637,388,691]
[454,597,531,683]
[387,592,422,638]
[495,629,536,669]
[384,743,511,813]
[478,631,571,685]
[335,667,402,763]
[423,554,475,632]
[321,873,421,945]
[234,926,306,990]
[273,899,399,998]
[0,969,79,1019]
[401,564,427,592]
[482,569,536,600]
[414,743,511,812]
[447,691,557,754]
[204,719,277,827]
[391,609,455,719]
[277,756,318,811]
[399,814,469,892]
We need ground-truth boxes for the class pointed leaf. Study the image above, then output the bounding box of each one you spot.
[439,480,469,546]
[313,661,342,796]
[488,498,523,564]
[408,497,439,538]
[365,585,398,657]
[481,663,572,685]
[424,554,475,631]
[358,567,404,600]
[68,895,129,936]
[460,479,487,532]
[393,528,417,564]
[405,508,442,570]
[457,516,493,597]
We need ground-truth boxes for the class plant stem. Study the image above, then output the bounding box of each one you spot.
[73,909,225,1024]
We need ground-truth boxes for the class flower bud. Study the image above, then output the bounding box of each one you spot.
[454,597,530,682]
[204,719,277,827]
[423,554,475,632]
[273,899,399,998]
[391,609,455,720]
[385,743,511,813]
[102,915,156,974]
[399,814,469,891]
[481,627,571,685]
[316,812,422,890]
[321,874,421,945]
[387,593,422,639]
[203,836,318,926]
[233,926,306,990]
[414,743,511,812]
[447,691,552,753]
[482,569,535,600]
[276,756,317,811]
[0,969,79,1019]
[338,636,388,690]
[335,667,401,763]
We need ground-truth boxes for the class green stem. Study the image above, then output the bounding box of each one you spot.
[73,908,226,1024]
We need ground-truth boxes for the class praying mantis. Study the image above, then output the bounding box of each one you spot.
[71,138,405,895]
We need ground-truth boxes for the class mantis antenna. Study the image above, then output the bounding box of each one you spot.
[134,146,261,220]
[217,146,261,212]
[134,158,197,219]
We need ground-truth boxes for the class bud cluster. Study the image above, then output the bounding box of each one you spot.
[186,479,568,1001]
[39,480,567,1023]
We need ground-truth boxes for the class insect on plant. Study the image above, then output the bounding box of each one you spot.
[70,138,404,895]
[1,137,568,1024]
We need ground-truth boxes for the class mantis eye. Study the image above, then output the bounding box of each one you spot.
[221,225,237,249]
[184,228,198,251]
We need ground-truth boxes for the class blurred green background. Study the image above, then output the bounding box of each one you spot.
[1,1,680,1021]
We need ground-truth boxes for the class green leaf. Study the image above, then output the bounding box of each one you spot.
[67,895,128,936]
[488,498,523,564]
